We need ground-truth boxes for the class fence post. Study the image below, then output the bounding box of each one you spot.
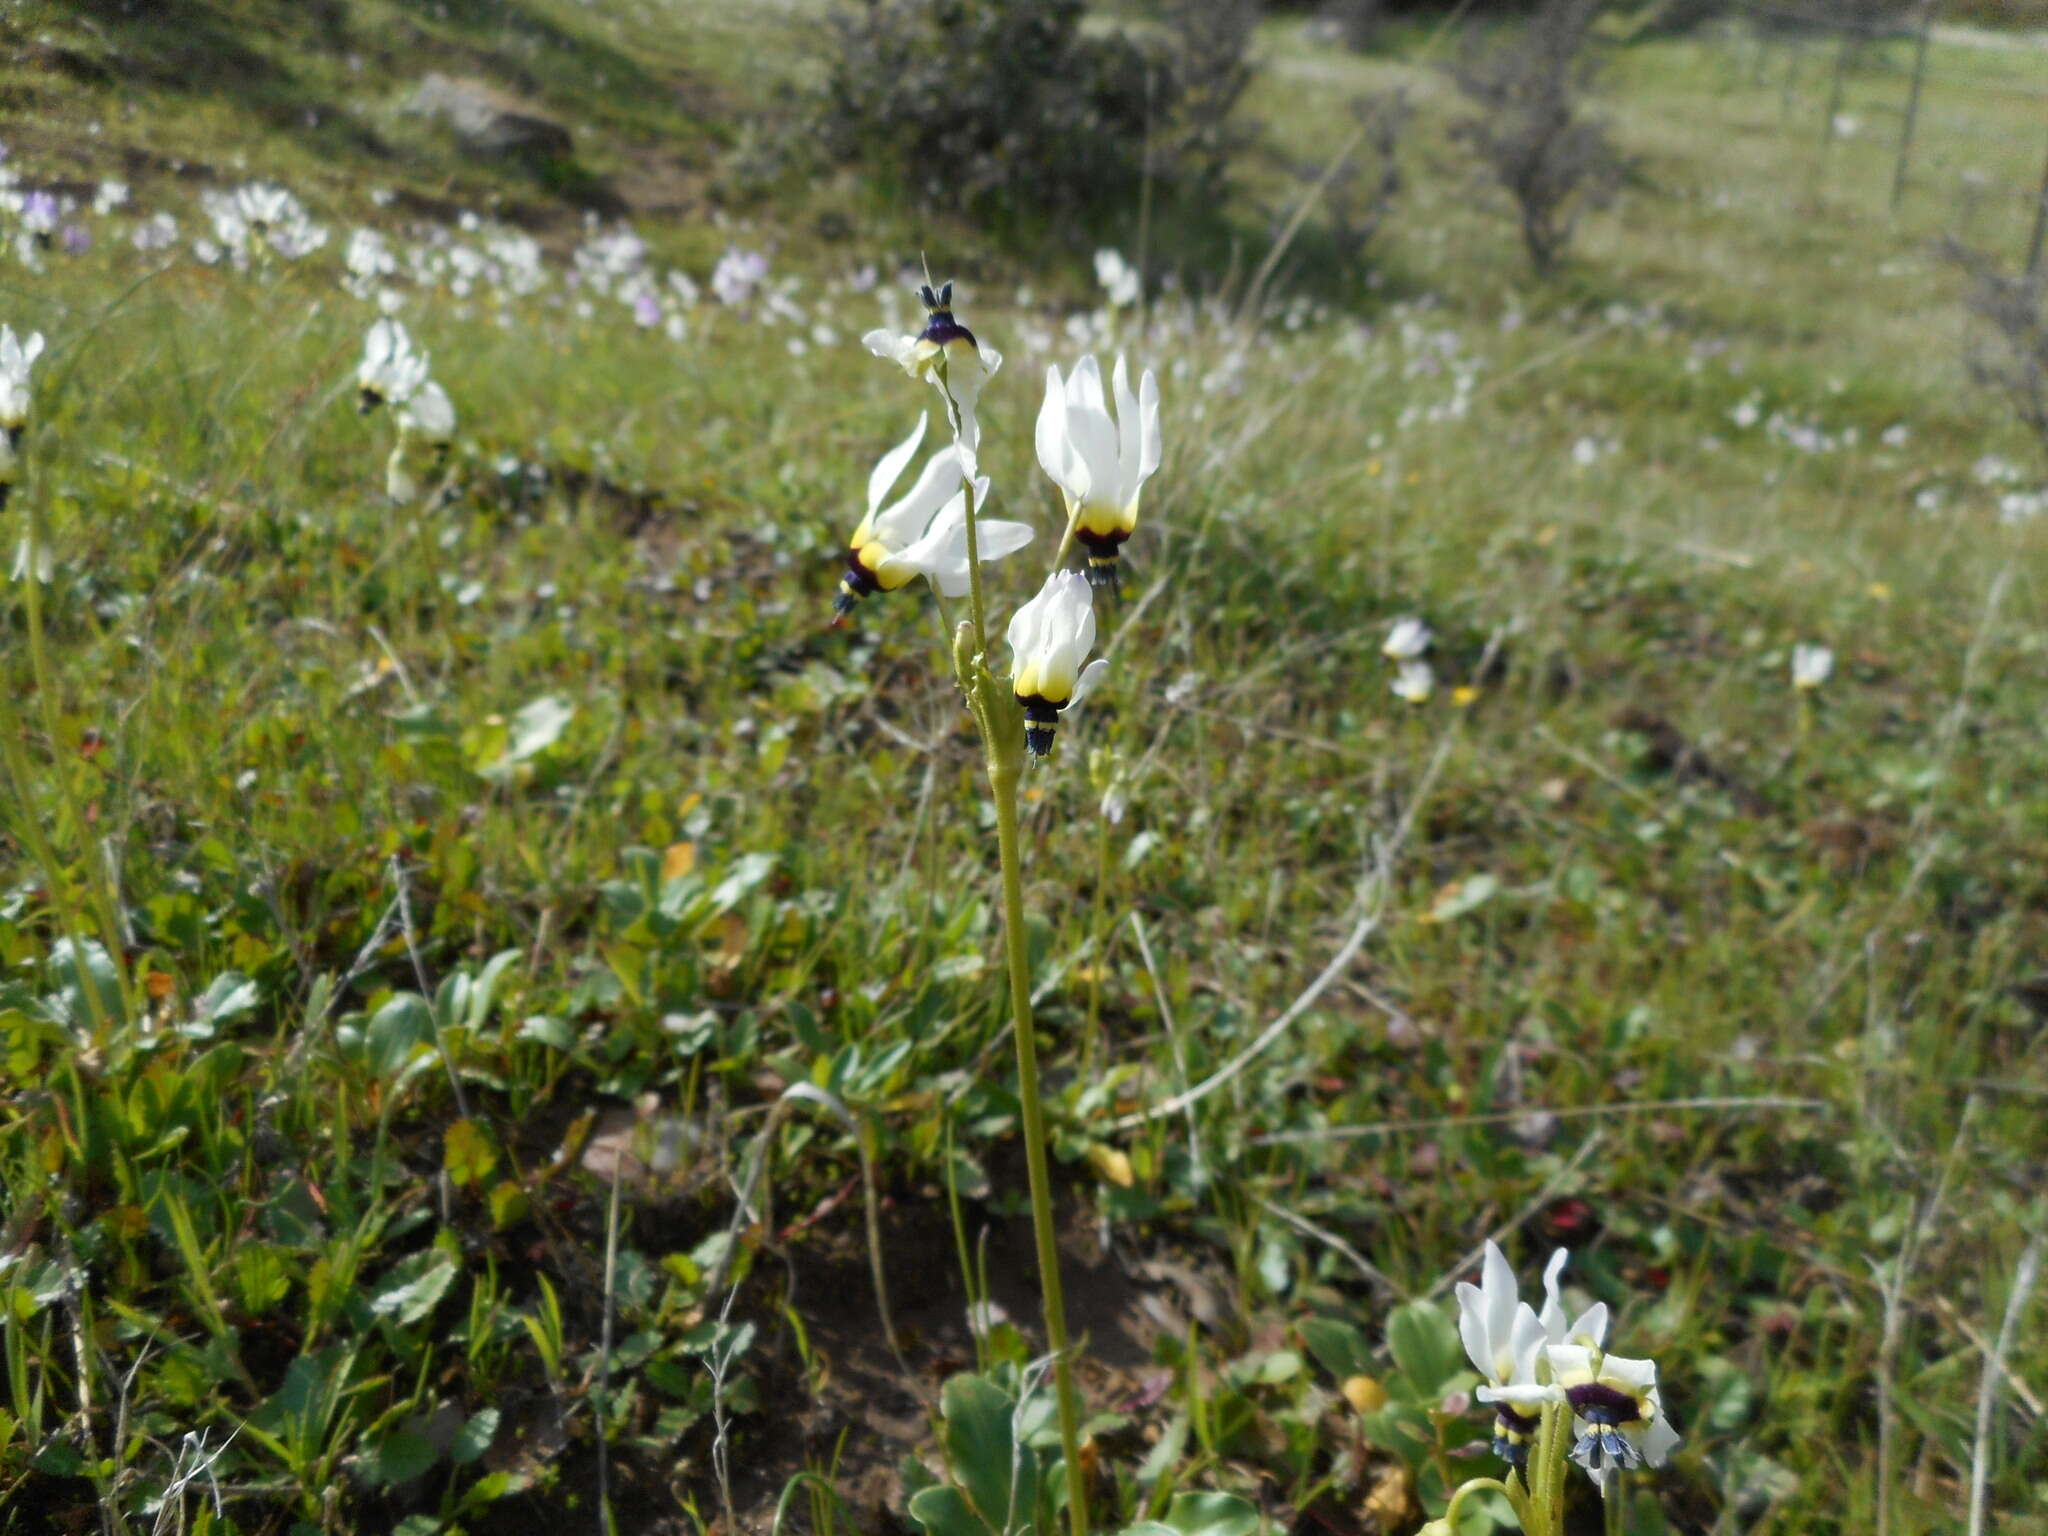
[1890,0,1934,211]
[2028,124,2048,274]
[1820,7,1856,148]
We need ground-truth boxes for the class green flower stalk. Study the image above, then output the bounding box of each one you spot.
[864,283,1096,1536]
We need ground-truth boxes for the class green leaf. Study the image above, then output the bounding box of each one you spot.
[910,1486,994,1536]
[710,852,776,913]
[1161,1492,1261,1536]
[1385,1299,1461,1397]
[192,971,261,1028]
[442,1118,498,1189]
[1298,1316,1373,1381]
[361,1428,440,1488]
[364,993,435,1079]
[942,1373,1037,1536]
[451,1406,500,1465]
[487,1180,531,1230]
[368,1250,457,1327]
[477,694,574,779]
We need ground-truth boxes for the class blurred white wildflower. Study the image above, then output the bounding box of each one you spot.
[0,324,45,437]
[356,317,429,410]
[1998,490,2047,524]
[1094,248,1141,308]
[1791,643,1833,691]
[397,380,455,446]
[1382,617,1431,660]
[711,246,770,307]
[132,212,178,253]
[1392,659,1434,703]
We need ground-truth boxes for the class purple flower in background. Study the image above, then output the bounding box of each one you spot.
[633,292,661,329]
[60,224,90,255]
[711,246,769,307]
[21,191,59,235]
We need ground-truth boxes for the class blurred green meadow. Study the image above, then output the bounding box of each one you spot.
[1,1,2045,1533]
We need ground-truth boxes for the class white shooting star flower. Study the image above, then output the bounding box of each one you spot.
[397,379,456,449]
[1391,658,1434,703]
[832,412,1031,621]
[1456,1240,1554,1469]
[863,280,1003,476]
[1382,616,1431,660]
[1539,1248,1610,1350]
[1008,570,1109,758]
[356,317,429,412]
[1035,353,1161,592]
[1791,643,1833,691]
[0,324,45,440]
[1544,1345,1681,1495]
[1094,248,1141,309]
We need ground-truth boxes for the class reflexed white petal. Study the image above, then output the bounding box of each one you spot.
[1062,357,1121,501]
[867,414,929,518]
[398,380,455,443]
[1111,357,1163,512]
[883,500,965,591]
[1070,657,1109,710]
[1007,583,1049,669]
[1598,1353,1659,1395]
[1136,366,1161,489]
[1036,365,1085,501]
[1569,1302,1610,1348]
[863,327,914,366]
[1505,1303,1546,1385]
[973,516,1036,564]
[1543,1344,1597,1386]
[1637,1406,1681,1467]
[1479,1381,1559,1406]
[1540,1249,1570,1339]
[1067,352,1109,417]
[980,343,1002,380]
[1456,1282,1494,1382]
[1479,1242,1518,1376]
[870,448,963,548]
[1113,356,1142,506]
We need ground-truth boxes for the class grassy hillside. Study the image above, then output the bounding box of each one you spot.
[0,4,2044,1535]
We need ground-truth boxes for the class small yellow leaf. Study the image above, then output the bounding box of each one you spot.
[1362,1463,1414,1530]
[1086,1144,1134,1188]
[443,1118,498,1189]
[1342,1375,1389,1414]
[662,841,697,882]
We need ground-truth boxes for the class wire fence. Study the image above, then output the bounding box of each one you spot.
[1710,0,2048,268]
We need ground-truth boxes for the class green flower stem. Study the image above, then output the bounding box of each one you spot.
[18,498,135,1024]
[1535,1399,1569,1535]
[1440,1476,1521,1533]
[1081,808,1111,1080]
[988,745,1088,1536]
[938,358,1086,1536]
[1051,504,1082,575]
